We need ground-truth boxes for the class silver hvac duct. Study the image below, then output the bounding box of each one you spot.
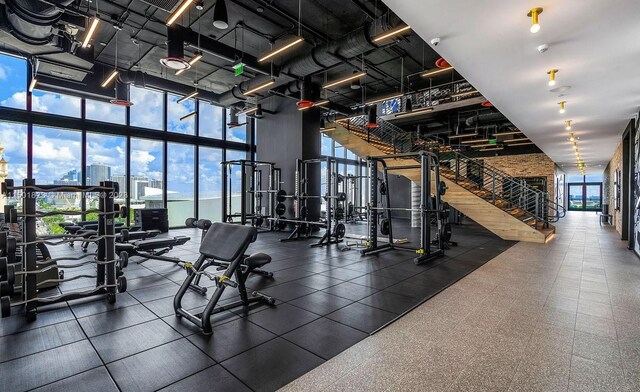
[3,0,75,45]
[216,14,404,107]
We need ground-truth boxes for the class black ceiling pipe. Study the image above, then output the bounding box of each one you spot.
[215,13,403,107]
[117,70,220,103]
[465,112,506,127]
[3,0,74,45]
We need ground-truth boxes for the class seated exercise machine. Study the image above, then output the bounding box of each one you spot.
[185,218,273,278]
[361,151,450,265]
[174,223,275,335]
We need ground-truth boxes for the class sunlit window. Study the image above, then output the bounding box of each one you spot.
[199,101,224,139]
[0,53,27,110]
[167,142,195,226]
[32,90,81,117]
[130,138,164,208]
[199,146,223,221]
[167,94,195,135]
[130,86,164,130]
[86,99,126,125]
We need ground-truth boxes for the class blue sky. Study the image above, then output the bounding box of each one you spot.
[0,52,248,198]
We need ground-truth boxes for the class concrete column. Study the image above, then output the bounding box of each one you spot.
[411,181,421,227]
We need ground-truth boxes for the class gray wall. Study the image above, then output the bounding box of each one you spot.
[386,174,412,220]
[256,96,321,220]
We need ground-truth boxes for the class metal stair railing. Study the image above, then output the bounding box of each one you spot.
[335,115,562,228]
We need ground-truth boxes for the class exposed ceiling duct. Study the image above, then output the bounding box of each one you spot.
[3,0,75,45]
[465,112,506,127]
[117,70,219,103]
[216,14,405,107]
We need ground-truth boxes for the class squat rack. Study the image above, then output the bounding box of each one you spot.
[221,160,281,229]
[361,151,446,265]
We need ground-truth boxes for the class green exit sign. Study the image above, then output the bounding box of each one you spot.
[233,62,245,76]
[489,139,496,144]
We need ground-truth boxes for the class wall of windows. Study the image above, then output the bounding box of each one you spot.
[198,146,223,221]
[167,143,195,226]
[0,52,252,229]
[0,53,26,110]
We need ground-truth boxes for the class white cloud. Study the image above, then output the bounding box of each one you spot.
[0,65,7,81]
[31,91,81,117]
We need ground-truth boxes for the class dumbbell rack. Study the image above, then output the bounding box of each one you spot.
[0,179,125,321]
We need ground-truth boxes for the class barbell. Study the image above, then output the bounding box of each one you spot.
[276,190,347,203]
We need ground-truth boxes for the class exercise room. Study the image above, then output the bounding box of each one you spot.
[0,1,639,391]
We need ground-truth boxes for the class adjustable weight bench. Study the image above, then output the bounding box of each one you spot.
[115,236,191,264]
[174,222,274,335]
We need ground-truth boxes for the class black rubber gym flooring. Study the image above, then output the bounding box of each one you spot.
[0,219,514,392]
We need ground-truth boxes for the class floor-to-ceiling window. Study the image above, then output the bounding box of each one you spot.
[0,51,252,228]
[198,146,223,221]
[568,174,603,211]
[167,143,195,226]
[130,138,164,209]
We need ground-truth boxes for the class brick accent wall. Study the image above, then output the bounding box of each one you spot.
[480,153,556,205]
[606,142,623,235]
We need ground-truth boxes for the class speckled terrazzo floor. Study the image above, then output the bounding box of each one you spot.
[280,211,640,392]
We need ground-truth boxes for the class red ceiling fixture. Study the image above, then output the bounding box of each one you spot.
[296,77,314,108]
[110,99,134,107]
[481,101,493,107]
[366,106,379,129]
[435,58,451,68]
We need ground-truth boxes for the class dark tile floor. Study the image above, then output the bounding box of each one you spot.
[0,219,514,392]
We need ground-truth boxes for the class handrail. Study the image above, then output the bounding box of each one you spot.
[333,115,565,228]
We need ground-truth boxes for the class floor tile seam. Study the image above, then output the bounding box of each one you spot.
[151,363,256,392]
[0,329,87,365]
[67,297,143,320]
[22,363,110,392]
[92,333,184,365]
[283,296,354,317]
[0,313,81,339]
[74,304,124,392]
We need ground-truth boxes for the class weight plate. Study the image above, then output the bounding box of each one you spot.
[442,222,453,242]
[197,219,212,230]
[379,182,387,195]
[334,223,346,239]
[277,220,287,231]
[276,190,287,203]
[337,192,347,202]
[0,281,13,297]
[118,252,129,269]
[438,181,447,196]
[275,203,286,216]
[120,229,130,242]
[0,296,10,318]
[380,219,390,236]
[254,217,264,227]
[117,276,127,293]
[6,264,15,286]
[0,257,7,280]
[185,217,197,228]
[120,206,128,219]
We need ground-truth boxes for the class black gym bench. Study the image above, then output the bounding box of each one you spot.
[174,222,274,335]
[115,236,191,264]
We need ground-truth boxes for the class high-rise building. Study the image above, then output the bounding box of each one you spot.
[86,164,111,186]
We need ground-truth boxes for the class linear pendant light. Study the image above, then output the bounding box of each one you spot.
[28,78,38,92]
[365,93,403,106]
[167,0,193,26]
[180,111,197,121]
[82,16,100,48]
[177,91,198,104]
[238,107,258,115]
[175,52,203,75]
[471,143,500,148]
[323,71,366,89]
[101,70,119,88]
[448,132,478,139]
[460,138,490,144]
[258,37,304,63]
[479,147,504,152]
[422,66,453,78]
[394,107,433,119]
[372,25,411,42]
[243,79,275,95]
[503,138,530,143]
[493,130,522,137]
[510,141,534,146]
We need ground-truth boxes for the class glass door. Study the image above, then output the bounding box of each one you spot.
[568,182,602,211]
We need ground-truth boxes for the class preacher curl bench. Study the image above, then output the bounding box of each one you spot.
[174,223,274,335]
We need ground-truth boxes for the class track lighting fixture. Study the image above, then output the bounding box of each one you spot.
[238,107,258,115]
[448,132,478,139]
[460,139,490,144]
[82,16,100,48]
[167,0,193,26]
[503,138,530,143]
[558,101,566,114]
[28,78,37,92]
[175,51,203,75]
[180,111,197,121]
[547,69,558,86]
[324,71,366,89]
[394,107,434,119]
[565,120,572,130]
[527,7,543,33]
[493,131,522,137]
[259,37,304,63]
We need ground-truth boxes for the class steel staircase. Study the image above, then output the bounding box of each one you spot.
[327,115,565,243]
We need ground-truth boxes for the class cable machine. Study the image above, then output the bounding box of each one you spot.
[361,151,448,265]
[221,160,281,230]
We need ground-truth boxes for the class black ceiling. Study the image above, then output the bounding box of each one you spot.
[79,0,459,106]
